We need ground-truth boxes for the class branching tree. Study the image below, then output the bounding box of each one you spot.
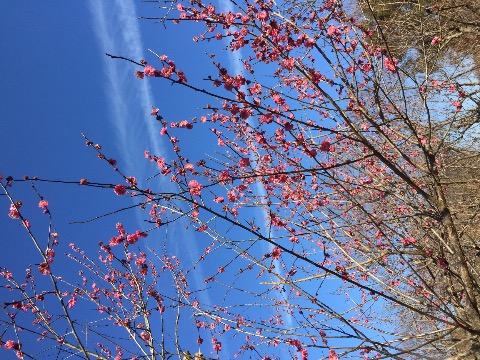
[2,0,480,359]
[357,0,480,75]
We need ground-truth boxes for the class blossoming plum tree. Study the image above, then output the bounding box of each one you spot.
[2,0,480,359]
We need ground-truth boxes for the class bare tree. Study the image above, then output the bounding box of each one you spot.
[357,0,480,75]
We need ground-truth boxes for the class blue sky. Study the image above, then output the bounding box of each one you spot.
[1,2,289,358]
[0,2,393,359]
[0,1,218,358]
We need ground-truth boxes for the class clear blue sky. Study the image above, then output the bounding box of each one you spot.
[0,2,384,359]
[0,2,229,358]
[1,1,294,358]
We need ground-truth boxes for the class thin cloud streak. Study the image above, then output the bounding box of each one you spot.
[88,0,204,247]
[88,0,162,169]
[88,0,212,334]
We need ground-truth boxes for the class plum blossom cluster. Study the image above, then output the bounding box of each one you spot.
[135,57,187,83]
[108,223,148,247]
[188,179,203,196]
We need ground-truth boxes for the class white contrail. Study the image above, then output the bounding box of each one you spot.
[88,0,163,172]
[88,0,210,261]
[88,0,215,349]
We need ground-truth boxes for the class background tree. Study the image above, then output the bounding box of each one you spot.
[2,0,480,359]
[357,0,480,75]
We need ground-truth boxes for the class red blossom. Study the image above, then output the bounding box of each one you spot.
[437,258,449,269]
[320,140,331,152]
[114,184,127,196]
[188,180,203,196]
[4,340,20,350]
[383,57,399,73]
[431,36,441,46]
[213,341,222,352]
[239,158,251,167]
[402,237,416,246]
[218,170,232,182]
[126,233,139,245]
[257,11,269,21]
[177,70,187,83]
[143,65,156,76]
[452,100,462,112]
[329,350,338,360]
[227,190,239,202]
[8,203,20,219]
[271,247,282,260]
[46,248,55,258]
[156,157,165,169]
[38,262,51,275]
[68,296,77,308]
[161,66,173,77]
[140,331,150,341]
[126,177,137,186]
[197,224,208,232]
[327,24,340,37]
